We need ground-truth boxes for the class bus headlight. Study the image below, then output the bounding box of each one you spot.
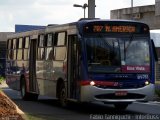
[145,81,150,85]
[90,81,95,86]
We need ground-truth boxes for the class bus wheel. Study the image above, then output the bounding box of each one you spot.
[114,103,128,110]
[30,93,39,101]
[20,78,38,101]
[59,84,67,107]
[20,78,29,100]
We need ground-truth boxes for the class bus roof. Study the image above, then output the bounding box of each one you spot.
[7,19,149,39]
[77,19,148,26]
[7,29,45,39]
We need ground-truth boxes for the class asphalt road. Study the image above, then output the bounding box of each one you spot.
[2,86,160,120]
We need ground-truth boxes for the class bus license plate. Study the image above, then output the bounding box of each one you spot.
[115,91,128,96]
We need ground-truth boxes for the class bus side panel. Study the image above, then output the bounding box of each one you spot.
[36,60,46,95]
[6,60,19,90]
[36,60,65,97]
[42,60,57,97]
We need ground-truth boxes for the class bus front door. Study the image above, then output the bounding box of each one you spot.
[68,35,80,100]
[29,39,38,93]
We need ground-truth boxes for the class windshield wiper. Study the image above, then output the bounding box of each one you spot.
[125,33,134,51]
[124,33,134,60]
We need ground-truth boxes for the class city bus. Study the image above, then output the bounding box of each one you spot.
[6,19,157,110]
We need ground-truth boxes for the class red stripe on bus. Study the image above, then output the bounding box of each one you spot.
[80,81,90,86]
[80,80,118,86]
[94,81,116,86]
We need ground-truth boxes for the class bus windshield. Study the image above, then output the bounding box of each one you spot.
[85,36,150,73]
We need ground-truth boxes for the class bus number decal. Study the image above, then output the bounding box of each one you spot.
[137,74,149,79]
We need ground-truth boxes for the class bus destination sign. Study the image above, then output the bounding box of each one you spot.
[84,22,149,34]
[93,25,136,33]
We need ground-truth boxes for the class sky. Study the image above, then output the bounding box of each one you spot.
[0,0,156,32]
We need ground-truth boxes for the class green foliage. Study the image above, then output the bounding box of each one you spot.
[0,76,4,83]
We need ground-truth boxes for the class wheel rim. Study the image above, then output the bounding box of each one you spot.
[21,84,25,97]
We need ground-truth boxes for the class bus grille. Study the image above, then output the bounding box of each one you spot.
[95,93,145,99]
[94,82,145,89]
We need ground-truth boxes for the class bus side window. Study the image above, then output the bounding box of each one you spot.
[57,32,66,46]
[54,32,66,61]
[7,39,11,49]
[46,33,54,60]
[37,35,45,60]
[13,39,17,60]
[23,37,30,60]
[17,38,23,60]
[7,39,12,60]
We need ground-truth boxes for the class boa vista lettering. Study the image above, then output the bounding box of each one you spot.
[122,65,150,72]
[127,66,145,71]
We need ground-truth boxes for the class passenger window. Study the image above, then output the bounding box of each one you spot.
[37,35,45,60]
[13,49,17,60]
[12,39,17,60]
[7,40,11,49]
[39,35,45,47]
[47,34,53,46]
[54,32,67,61]
[46,48,53,60]
[13,39,17,49]
[23,37,30,60]
[23,49,28,60]
[57,32,66,46]
[25,37,30,48]
[37,48,45,60]
[18,38,23,48]
[7,40,11,60]
[45,34,54,60]
[17,49,22,60]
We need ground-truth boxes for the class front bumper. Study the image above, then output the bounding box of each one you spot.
[80,84,155,103]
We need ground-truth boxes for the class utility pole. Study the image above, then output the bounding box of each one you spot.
[131,0,133,19]
[88,0,95,18]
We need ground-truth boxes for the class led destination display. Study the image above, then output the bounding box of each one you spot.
[84,22,149,34]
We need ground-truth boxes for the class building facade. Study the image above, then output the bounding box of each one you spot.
[111,0,160,29]
[0,32,13,77]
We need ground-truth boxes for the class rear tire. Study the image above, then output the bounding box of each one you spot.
[59,83,68,107]
[20,78,38,101]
